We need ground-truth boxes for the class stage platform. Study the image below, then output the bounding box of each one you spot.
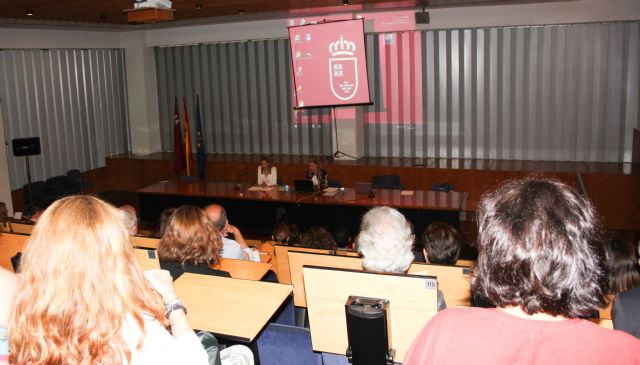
[93,153,639,233]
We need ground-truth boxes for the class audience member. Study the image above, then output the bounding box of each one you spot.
[613,286,640,339]
[333,226,353,249]
[158,205,229,280]
[0,267,18,356]
[8,196,210,364]
[606,237,640,294]
[357,206,414,273]
[155,207,177,238]
[300,226,337,250]
[421,222,461,265]
[287,224,302,245]
[272,224,290,244]
[204,204,250,260]
[404,178,640,364]
[120,204,139,235]
[306,158,328,191]
[21,204,43,222]
[257,156,277,187]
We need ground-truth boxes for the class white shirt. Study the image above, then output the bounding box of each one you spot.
[124,314,208,365]
[257,166,277,186]
[221,237,246,260]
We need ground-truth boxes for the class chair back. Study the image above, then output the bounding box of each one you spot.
[304,266,438,363]
[288,251,362,306]
[131,235,160,249]
[0,233,29,272]
[371,175,403,190]
[256,323,322,365]
[10,222,34,235]
[407,262,472,307]
[274,244,332,284]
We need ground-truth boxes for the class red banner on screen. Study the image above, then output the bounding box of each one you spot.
[289,19,371,109]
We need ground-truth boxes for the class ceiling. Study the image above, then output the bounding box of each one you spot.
[0,0,569,28]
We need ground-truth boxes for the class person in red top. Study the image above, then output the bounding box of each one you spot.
[404,177,640,365]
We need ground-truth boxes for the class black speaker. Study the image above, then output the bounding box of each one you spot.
[415,11,430,24]
[345,296,394,365]
[12,137,41,156]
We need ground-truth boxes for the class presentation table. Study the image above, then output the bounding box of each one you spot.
[173,273,293,342]
[138,181,468,236]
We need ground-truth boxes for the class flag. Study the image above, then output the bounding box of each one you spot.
[195,95,206,181]
[173,97,185,175]
[183,97,193,176]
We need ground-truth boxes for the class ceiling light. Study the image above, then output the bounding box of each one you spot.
[196,3,203,10]
[342,0,349,5]
[238,9,245,15]
[26,9,34,16]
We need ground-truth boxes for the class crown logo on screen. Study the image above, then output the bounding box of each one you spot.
[329,35,356,57]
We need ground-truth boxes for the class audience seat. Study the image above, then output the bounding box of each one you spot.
[371,175,404,190]
[256,323,322,365]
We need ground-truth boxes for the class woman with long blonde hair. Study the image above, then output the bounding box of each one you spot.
[9,196,209,365]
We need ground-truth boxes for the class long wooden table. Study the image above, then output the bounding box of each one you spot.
[138,181,468,236]
[174,273,292,342]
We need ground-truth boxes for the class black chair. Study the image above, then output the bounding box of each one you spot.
[67,169,96,195]
[22,181,47,207]
[371,175,404,190]
[328,179,342,188]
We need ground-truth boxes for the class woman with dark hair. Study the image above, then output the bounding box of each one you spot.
[257,156,277,187]
[300,226,336,250]
[158,205,230,280]
[306,158,328,191]
[154,207,177,238]
[404,178,640,364]
[606,237,640,294]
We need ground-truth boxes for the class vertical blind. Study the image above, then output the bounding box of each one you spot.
[364,21,640,162]
[155,39,333,156]
[0,49,130,189]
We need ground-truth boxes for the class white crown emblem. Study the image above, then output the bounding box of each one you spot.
[329,35,356,56]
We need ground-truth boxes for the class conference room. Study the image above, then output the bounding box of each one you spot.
[1,0,640,364]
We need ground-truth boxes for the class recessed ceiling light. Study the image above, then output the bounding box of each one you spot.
[99,14,107,20]
[238,9,245,15]
[26,9,34,16]
[342,0,349,5]
[196,3,203,10]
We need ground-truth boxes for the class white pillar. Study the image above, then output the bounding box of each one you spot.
[121,31,162,155]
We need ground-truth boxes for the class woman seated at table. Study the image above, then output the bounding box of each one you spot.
[257,156,277,187]
[404,178,640,364]
[158,205,230,280]
[8,196,210,365]
[306,157,328,191]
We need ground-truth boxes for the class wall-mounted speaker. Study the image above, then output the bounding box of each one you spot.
[12,137,41,157]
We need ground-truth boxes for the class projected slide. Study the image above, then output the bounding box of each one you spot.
[289,19,371,108]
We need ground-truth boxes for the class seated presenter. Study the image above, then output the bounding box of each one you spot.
[306,158,328,191]
[257,156,277,187]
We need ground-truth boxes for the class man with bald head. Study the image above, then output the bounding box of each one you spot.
[204,204,249,260]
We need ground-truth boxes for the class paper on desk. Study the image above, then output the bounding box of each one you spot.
[248,186,275,192]
[400,190,415,196]
[243,248,262,262]
[323,187,339,196]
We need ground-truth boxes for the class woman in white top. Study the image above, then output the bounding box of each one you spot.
[257,156,277,187]
[8,195,251,365]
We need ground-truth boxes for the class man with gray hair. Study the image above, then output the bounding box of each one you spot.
[357,206,445,310]
[119,204,138,236]
[204,204,249,260]
[357,206,415,273]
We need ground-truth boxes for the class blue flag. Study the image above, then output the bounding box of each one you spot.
[195,95,206,181]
